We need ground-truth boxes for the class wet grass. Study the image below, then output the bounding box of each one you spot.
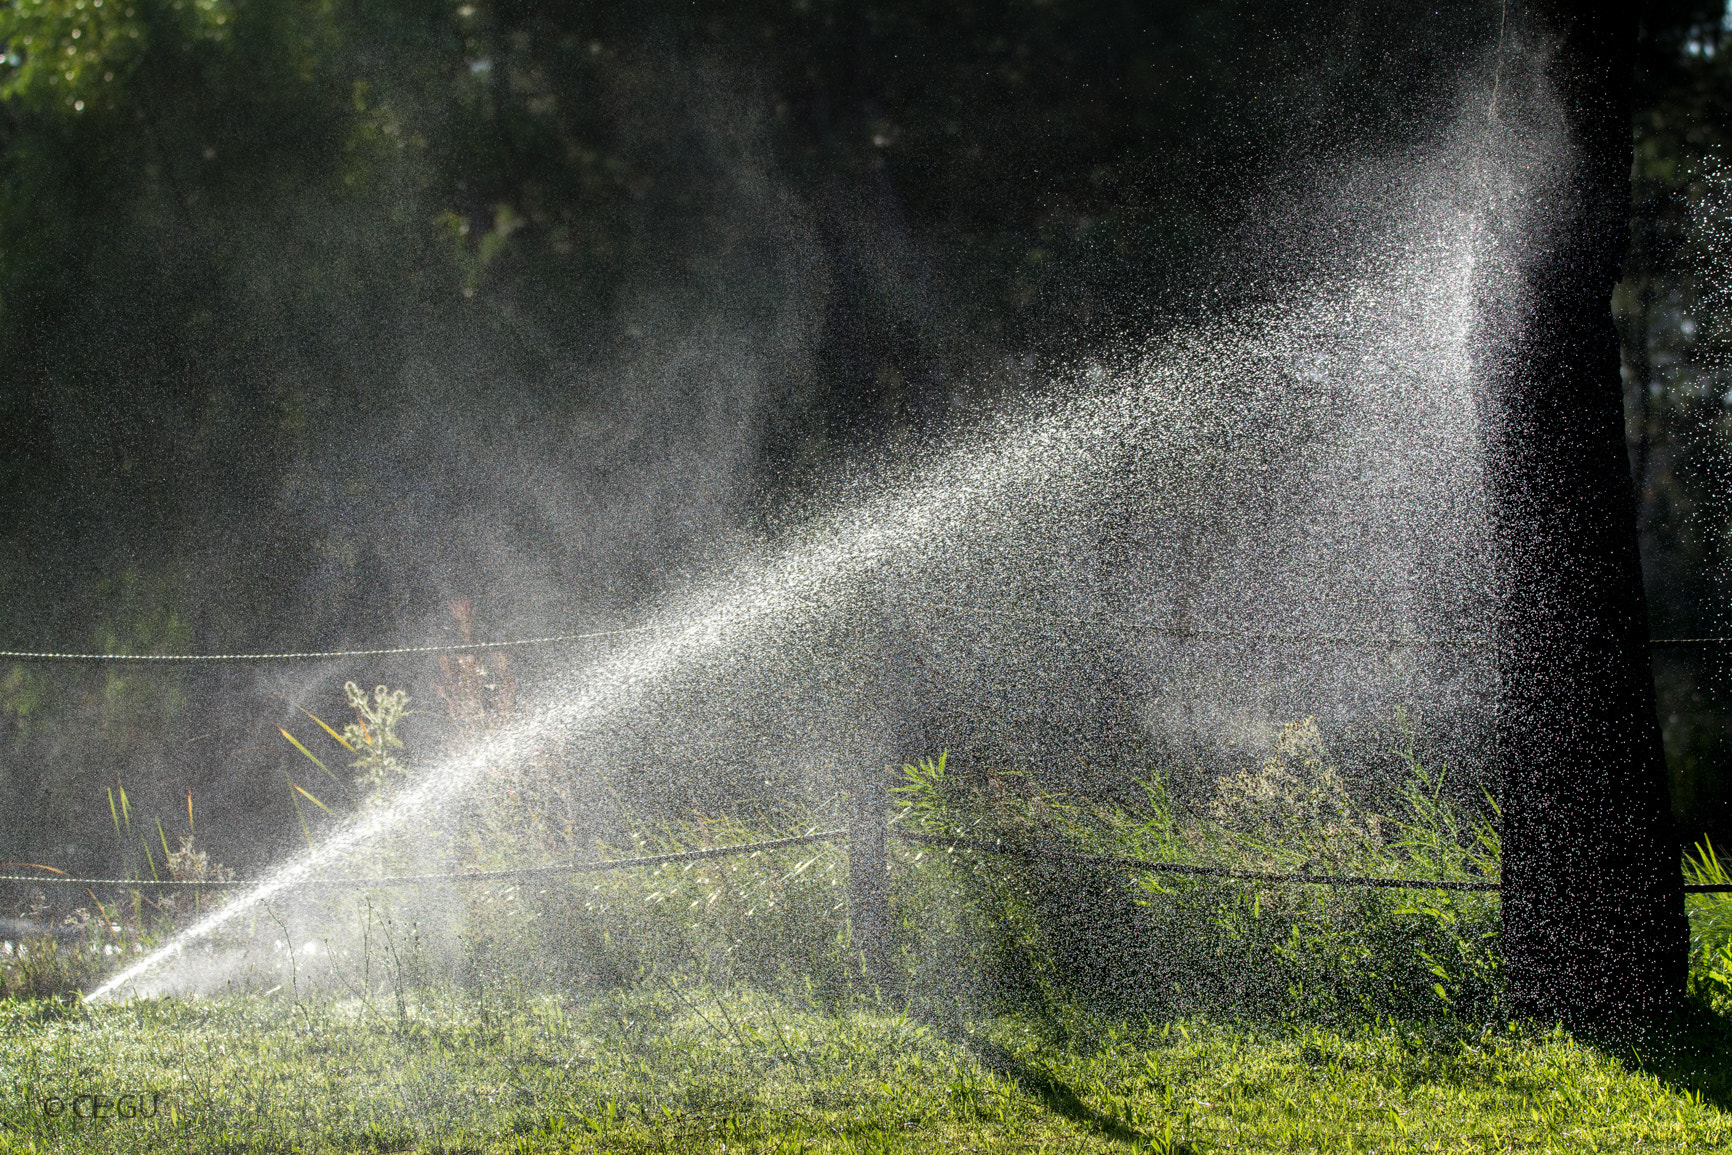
[0,988,1728,1153]
[5,725,1728,1150]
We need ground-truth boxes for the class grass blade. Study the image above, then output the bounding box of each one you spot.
[286,773,314,852]
[0,862,66,875]
[280,727,340,783]
[290,781,333,815]
[298,706,355,751]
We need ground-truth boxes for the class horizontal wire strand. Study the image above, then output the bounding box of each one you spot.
[0,626,658,664]
[0,619,1725,663]
[893,831,1506,891]
[11,827,1721,893]
[0,830,849,889]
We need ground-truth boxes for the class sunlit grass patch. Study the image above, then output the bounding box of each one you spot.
[0,990,1726,1153]
[1020,1016,1732,1153]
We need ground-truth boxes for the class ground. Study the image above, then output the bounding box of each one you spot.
[0,988,1728,1153]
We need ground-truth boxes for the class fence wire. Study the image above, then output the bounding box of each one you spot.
[0,625,1725,664]
[5,827,1724,895]
[893,831,1506,891]
[0,626,657,664]
[0,830,849,890]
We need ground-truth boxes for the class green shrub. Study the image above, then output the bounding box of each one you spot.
[518,813,859,999]
[1684,837,1732,1008]
[76,678,1727,1036]
[893,722,1504,1027]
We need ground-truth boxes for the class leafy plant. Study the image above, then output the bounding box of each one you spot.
[1685,837,1732,1007]
[343,682,413,794]
[895,718,1506,1027]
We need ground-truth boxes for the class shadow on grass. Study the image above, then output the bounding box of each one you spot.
[1609,997,1732,1113]
[946,1028,1200,1153]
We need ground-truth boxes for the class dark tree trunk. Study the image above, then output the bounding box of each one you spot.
[1478,0,1687,1023]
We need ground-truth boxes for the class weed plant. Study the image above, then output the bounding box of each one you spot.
[0,922,119,1002]
[381,715,1508,1030]
[257,672,870,1012]
[0,778,236,1001]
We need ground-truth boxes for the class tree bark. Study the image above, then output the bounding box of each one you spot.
[1478,0,1687,1023]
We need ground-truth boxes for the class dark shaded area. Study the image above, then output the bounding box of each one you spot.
[943,1027,1167,1149]
[0,0,1724,981]
[1599,997,1732,1112]
[0,0,1522,882]
[1624,0,1732,848]
[1476,1,1686,1020]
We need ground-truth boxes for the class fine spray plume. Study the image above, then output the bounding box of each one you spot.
[89,46,1566,1007]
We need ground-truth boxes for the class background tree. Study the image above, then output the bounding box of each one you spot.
[1621,0,1732,845]
[1479,0,1687,1021]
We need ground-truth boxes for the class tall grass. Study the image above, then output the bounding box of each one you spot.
[431,718,1509,1027]
[893,721,1505,1027]
[1685,837,1732,1009]
[0,777,237,1000]
[0,709,1512,1023]
[24,682,1730,1037]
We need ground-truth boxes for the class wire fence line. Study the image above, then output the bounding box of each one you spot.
[4,826,1726,895]
[893,831,1507,892]
[0,830,850,890]
[921,602,1503,652]
[6,611,1726,975]
[3,616,1722,912]
[0,626,1726,664]
[3,619,1722,892]
[0,626,660,665]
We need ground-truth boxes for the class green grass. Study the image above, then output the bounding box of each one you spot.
[0,987,1729,1153]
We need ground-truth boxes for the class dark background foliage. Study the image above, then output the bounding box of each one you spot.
[0,0,1726,880]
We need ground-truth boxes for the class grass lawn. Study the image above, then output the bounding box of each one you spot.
[0,988,1728,1153]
